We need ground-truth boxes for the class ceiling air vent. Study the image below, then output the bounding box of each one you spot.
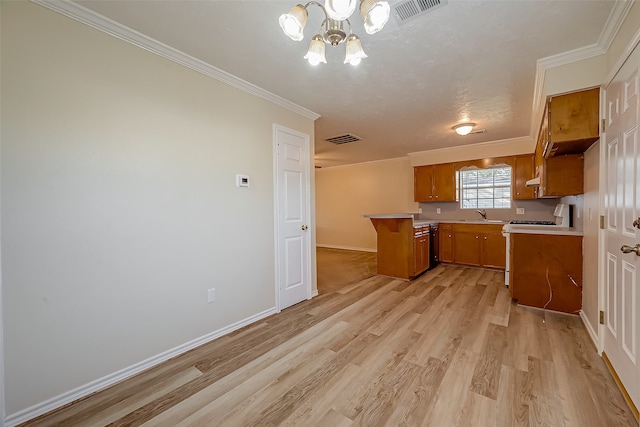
[393,0,447,24]
[325,133,362,144]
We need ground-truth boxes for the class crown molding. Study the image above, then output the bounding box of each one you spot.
[529,0,635,137]
[31,0,321,121]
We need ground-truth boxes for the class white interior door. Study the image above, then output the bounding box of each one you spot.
[603,41,640,410]
[274,125,311,311]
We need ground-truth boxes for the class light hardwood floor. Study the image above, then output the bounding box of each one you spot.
[21,260,637,426]
[316,247,377,294]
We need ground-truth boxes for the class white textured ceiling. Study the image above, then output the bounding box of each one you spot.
[75,0,617,168]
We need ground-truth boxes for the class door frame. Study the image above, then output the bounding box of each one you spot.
[273,124,313,312]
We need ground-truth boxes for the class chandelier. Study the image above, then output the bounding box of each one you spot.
[279,0,391,66]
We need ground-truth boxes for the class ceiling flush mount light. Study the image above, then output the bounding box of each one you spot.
[279,0,390,66]
[453,123,476,136]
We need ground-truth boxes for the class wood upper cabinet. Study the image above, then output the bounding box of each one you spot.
[532,88,596,198]
[538,154,584,198]
[536,121,584,198]
[414,163,456,202]
[513,154,536,200]
[414,166,435,202]
[432,163,456,201]
[545,87,600,157]
[439,224,454,263]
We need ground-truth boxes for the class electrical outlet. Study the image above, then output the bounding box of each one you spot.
[516,208,525,215]
[418,207,423,213]
[436,208,441,214]
[207,288,216,303]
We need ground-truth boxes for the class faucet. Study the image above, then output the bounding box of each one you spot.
[475,209,487,220]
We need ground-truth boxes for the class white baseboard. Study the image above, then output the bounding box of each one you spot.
[5,307,277,427]
[316,244,376,253]
[580,309,600,352]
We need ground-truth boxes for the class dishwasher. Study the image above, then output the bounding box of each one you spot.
[429,223,439,269]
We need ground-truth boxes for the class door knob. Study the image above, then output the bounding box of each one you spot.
[620,244,640,256]
[301,225,308,231]
[633,217,640,229]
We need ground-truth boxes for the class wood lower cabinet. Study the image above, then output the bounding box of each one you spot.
[453,230,482,266]
[440,223,506,270]
[481,231,507,269]
[439,224,454,263]
[413,226,430,276]
[510,232,582,314]
[369,217,432,280]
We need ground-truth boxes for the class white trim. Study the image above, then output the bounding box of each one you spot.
[597,91,608,355]
[597,0,637,54]
[580,309,600,350]
[0,2,5,422]
[4,307,276,427]
[31,0,320,121]
[316,244,376,253]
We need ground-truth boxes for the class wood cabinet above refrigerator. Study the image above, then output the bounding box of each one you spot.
[543,87,600,158]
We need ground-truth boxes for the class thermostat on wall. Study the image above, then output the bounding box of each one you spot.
[236,174,250,188]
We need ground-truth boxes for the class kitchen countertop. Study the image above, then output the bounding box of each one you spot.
[417,219,507,225]
[363,214,581,235]
[364,214,507,226]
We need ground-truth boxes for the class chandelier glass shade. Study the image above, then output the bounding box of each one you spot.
[325,0,358,21]
[304,35,328,65]
[360,0,390,34]
[279,0,390,65]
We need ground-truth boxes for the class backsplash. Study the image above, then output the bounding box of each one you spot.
[418,197,578,224]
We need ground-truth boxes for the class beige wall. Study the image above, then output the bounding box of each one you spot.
[315,157,418,251]
[1,1,314,417]
[543,55,608,97]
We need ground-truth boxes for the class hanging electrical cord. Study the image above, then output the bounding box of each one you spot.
[542,267,553,324]
[541,259,582,323]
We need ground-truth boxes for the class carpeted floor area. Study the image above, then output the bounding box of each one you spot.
[316,247,377,294]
